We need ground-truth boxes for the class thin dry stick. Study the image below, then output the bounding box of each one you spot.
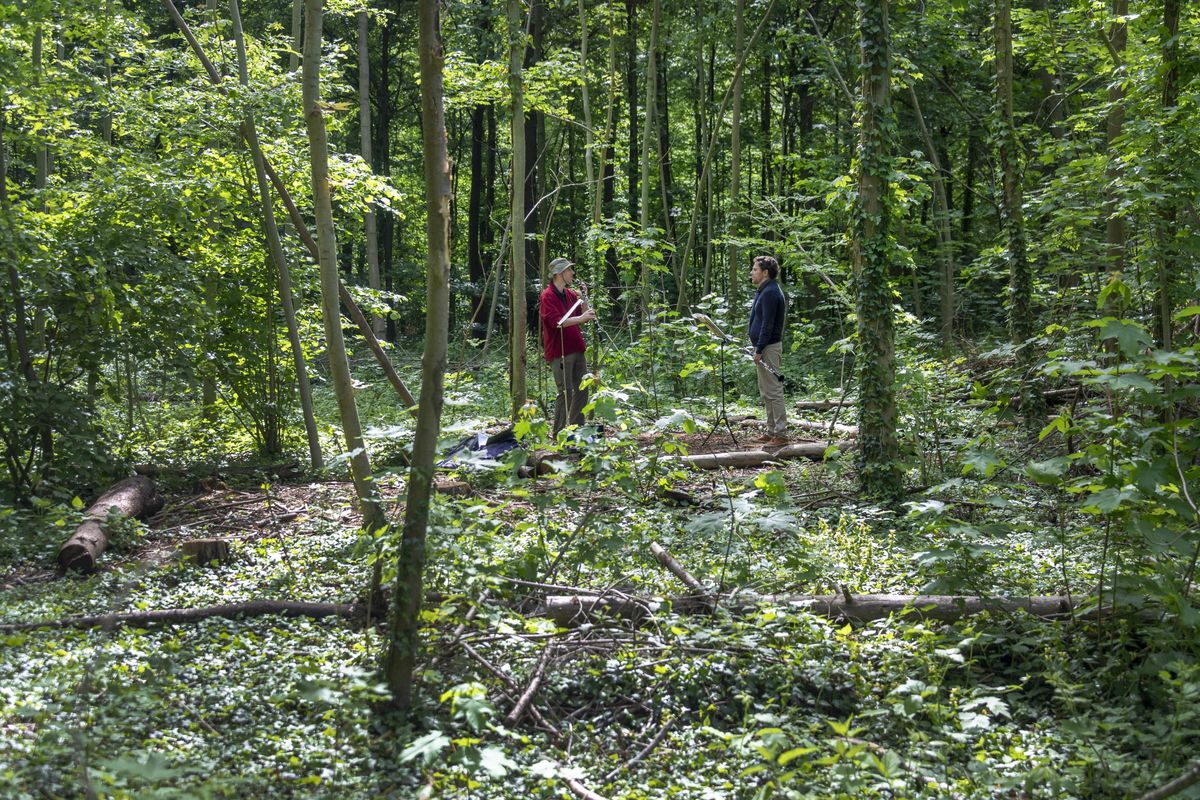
[505,640,556,726]
[603,717,674,781]
[461,642,561,740]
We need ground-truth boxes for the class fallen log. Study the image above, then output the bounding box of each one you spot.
[0,599,358,633]
[57,476,164,573]
[536,592,1084,626]
[680,441,851,469]
[795,399,856,411]
[792,419,858,438]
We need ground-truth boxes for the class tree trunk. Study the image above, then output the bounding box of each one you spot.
[509,0,528,416]
[57,477,163,572]
[524,0,544,289]
[995,0,1041,426]
[289,0,302,72]
[852,0,900,499]
[384,0,452,713]
[625,0,639,226]
[1155,0,1179,348]
[358,11,384,339]
[303,0,387,535]
[638,0,660,320]
[907,86,955,348]
[231,0,323,470]
[468,103,487,337]
[1104,0,1127,281]
[726,0,744,309]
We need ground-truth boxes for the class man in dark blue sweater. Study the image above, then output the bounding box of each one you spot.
[748,255,788,444]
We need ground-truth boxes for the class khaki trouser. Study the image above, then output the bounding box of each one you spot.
[756,342,787,437]
[551,351,588,434]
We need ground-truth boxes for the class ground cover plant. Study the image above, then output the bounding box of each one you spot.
[4,0,1200,797]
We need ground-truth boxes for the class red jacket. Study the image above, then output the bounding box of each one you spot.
[539,284,587,361]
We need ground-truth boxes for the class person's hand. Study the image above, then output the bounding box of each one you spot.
[753,351,762,365]
[581,308,597,323]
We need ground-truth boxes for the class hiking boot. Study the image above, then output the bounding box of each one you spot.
[768,436,789,446]
[752,433,775,443]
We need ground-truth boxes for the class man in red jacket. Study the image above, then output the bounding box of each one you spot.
[539,257,596,435]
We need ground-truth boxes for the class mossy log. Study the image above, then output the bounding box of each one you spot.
[57,476,163,573]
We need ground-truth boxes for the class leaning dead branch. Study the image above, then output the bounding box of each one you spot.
[649,542,709,597]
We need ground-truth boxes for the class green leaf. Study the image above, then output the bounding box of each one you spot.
[777,746,818,765]
[399,731,450,766]
[1025,456,1070,485]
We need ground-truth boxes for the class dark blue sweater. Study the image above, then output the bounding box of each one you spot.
[748,279,785,353]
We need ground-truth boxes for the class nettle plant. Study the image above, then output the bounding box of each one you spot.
[1034,279,1200,624]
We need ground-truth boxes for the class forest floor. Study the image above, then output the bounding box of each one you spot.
[1,410,1197,799]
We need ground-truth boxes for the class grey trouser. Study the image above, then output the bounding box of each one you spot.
[551,350,588,434]
[756,342,787,436]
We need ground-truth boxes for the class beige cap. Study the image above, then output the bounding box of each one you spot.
[548,257,574,276]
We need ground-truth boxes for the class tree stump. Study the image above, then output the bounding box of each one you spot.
[179,539,232,565]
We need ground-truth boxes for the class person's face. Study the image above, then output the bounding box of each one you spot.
[749,261,766,287]
[560,266,575,286]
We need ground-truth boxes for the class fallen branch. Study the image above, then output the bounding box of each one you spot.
[505,641,556,726]
[462,642,561,740]
[1138,759,1200,800]
[1,599,357,633]
[57,476,164,573]
[537,592,1084,626]
[650,542,708,597]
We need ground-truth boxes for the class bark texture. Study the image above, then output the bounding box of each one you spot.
[57,476,163,572]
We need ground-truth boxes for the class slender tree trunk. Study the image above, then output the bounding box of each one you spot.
[468,103,487,337]
[996,0,1041,426]
[761,53,772,200]
[578,0,596,236]
[231,0,322,469]
[1155,0,1179,348]
[625,0,639,224]
[727,0,744,308]
[638,0,660,320]
[852,0,901,499]
[600,0,621,322]
[358,11,384,339]
[379,17,393,340]
[907,86,955,348]
[384,0,451,713]
[524,0,544,288]
[509,0,527,416]
[290,0,302,71]
[303,0,386,531]
[1104,0,1127,281]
